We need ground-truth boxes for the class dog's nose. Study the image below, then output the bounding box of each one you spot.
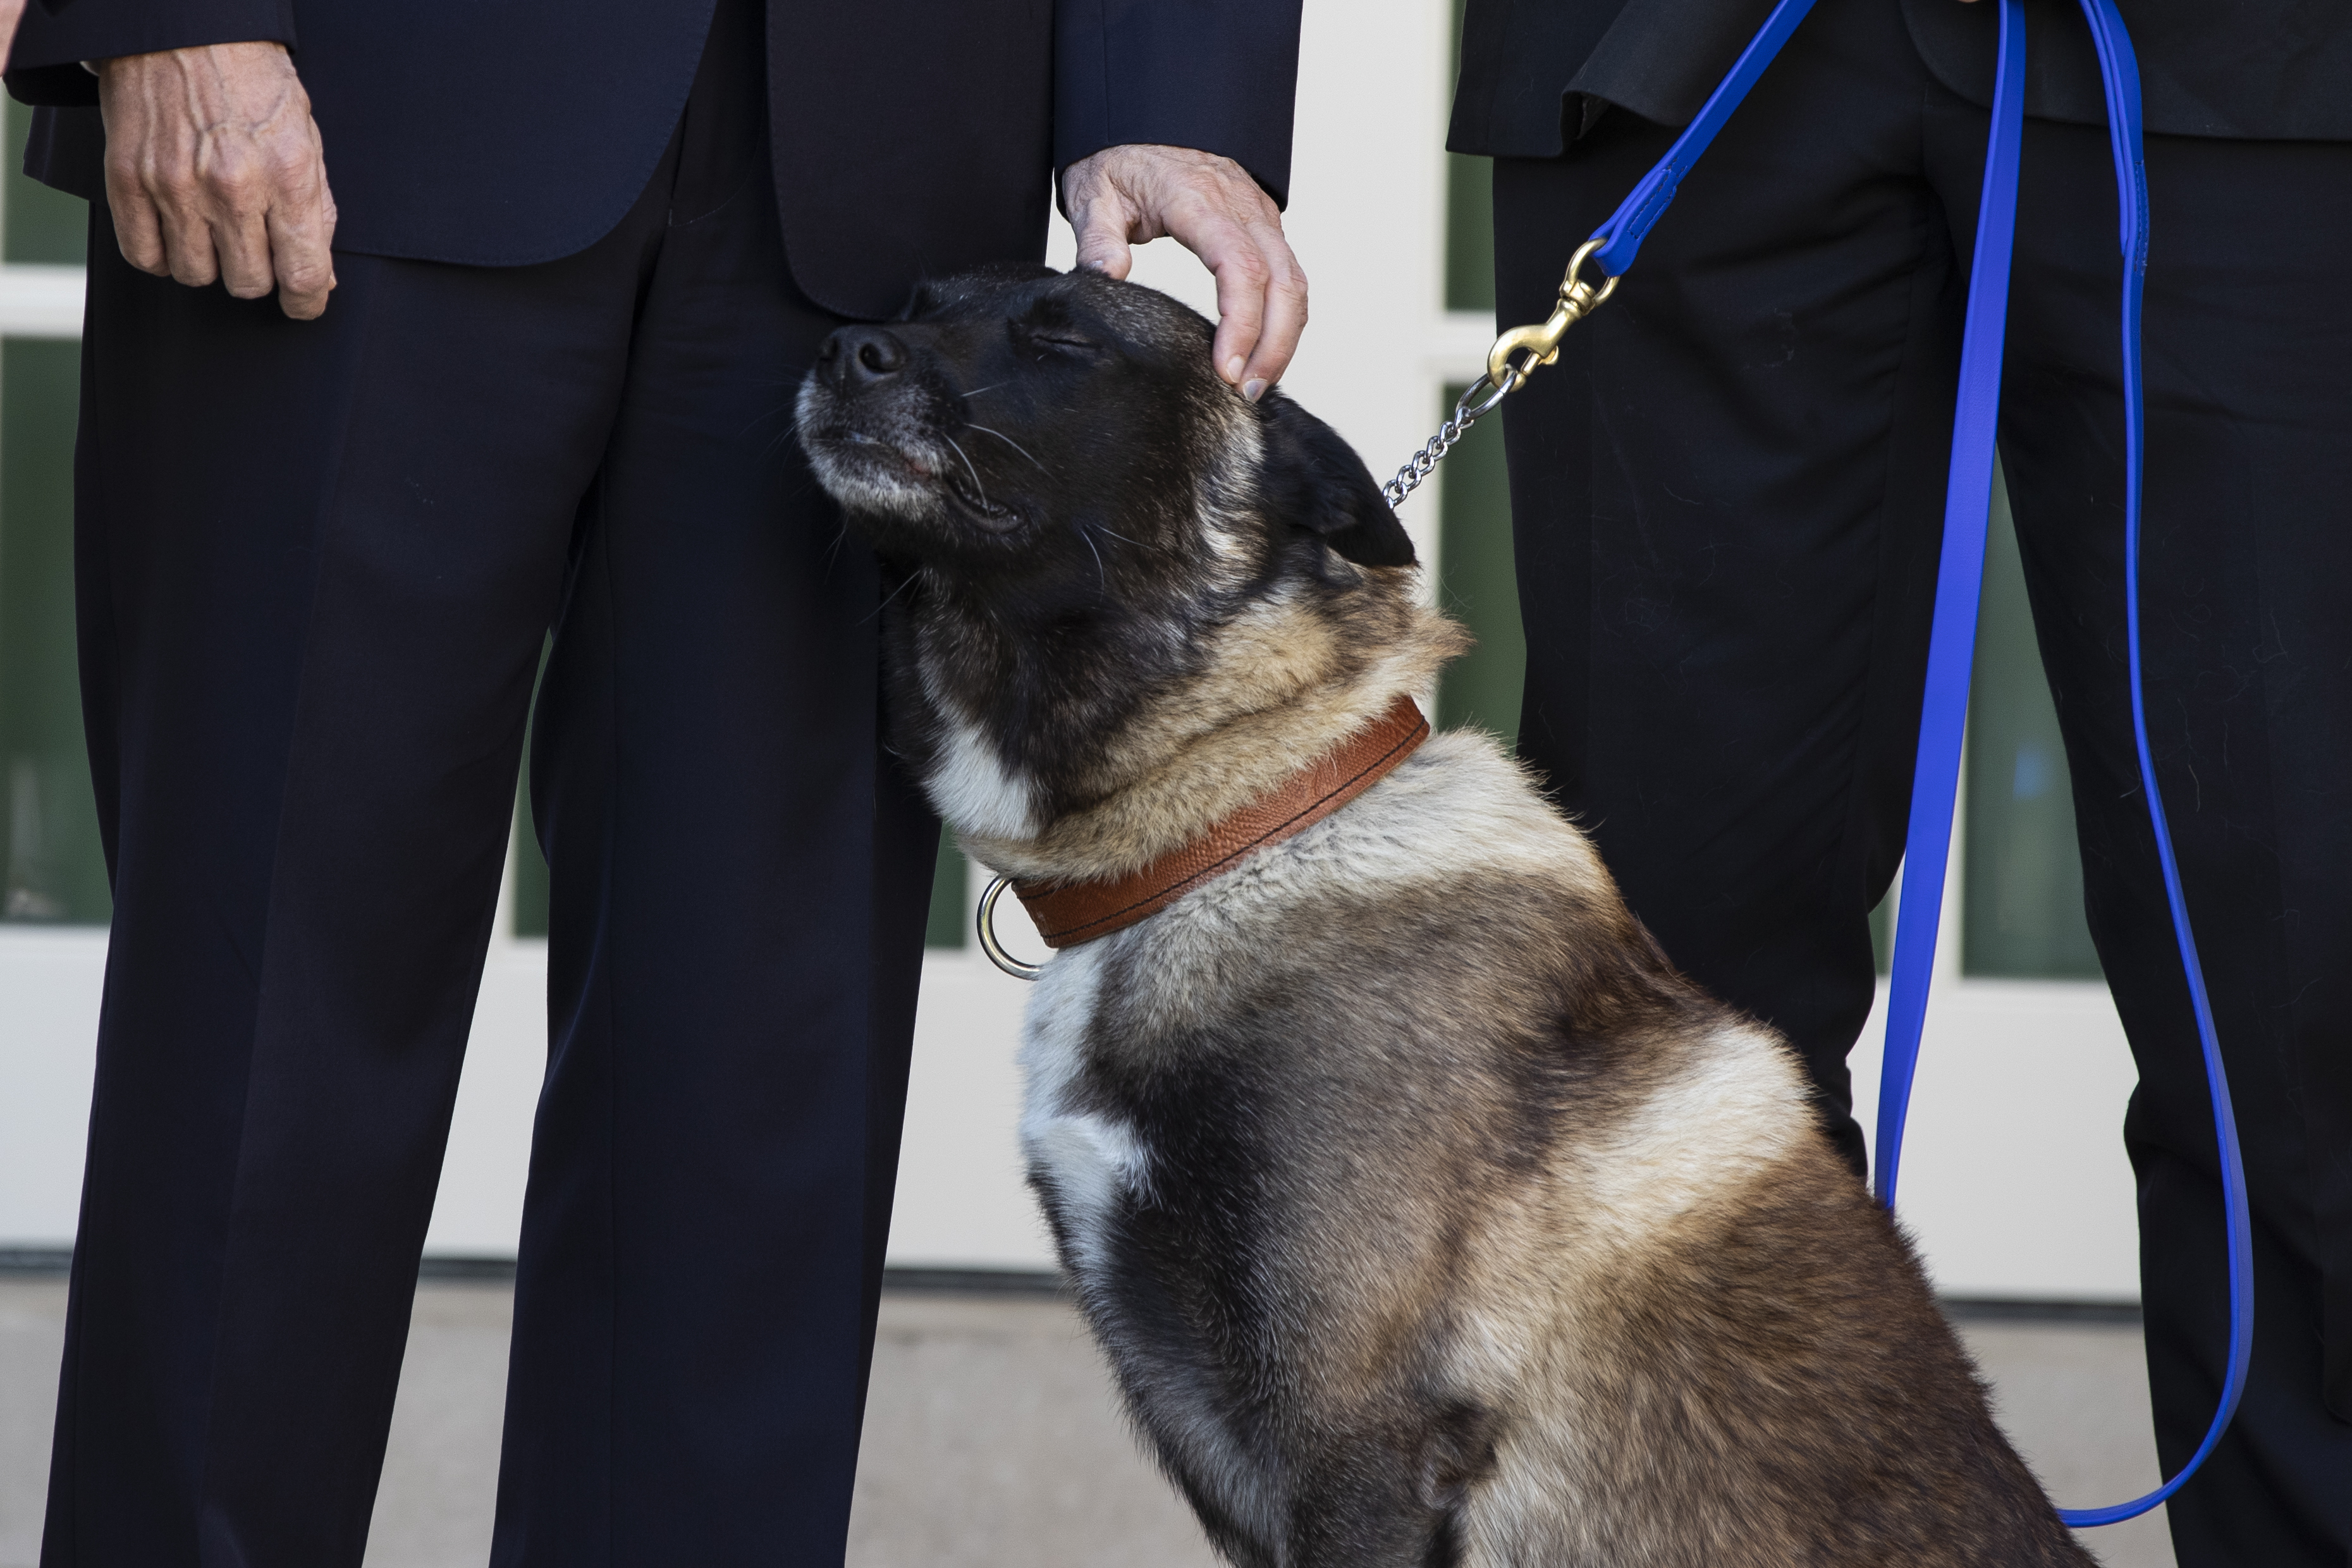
[819,326,910,392]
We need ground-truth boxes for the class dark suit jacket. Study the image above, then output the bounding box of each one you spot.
[1449,0,2352,157]
[5,0,1304,319]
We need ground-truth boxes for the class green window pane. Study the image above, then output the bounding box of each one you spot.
[511,777,552,939]
[1961,470,2101,978]
[510,640,554,937]
[2,94,105,923]
[1445,154,1495,315]
[926,833,967,949]
[6,100,90,265]
[1,338,108,923]
[1443,0,1494,315]
[1433,384,1522,745]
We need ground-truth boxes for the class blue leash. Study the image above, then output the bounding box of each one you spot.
[1562,0,2254,1528]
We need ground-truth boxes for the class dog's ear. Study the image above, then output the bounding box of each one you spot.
[1256,393,1417,568]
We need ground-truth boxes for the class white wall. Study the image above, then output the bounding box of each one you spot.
[0,0,2147,1301]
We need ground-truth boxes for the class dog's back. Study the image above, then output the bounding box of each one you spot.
[1024,732,2091,1567]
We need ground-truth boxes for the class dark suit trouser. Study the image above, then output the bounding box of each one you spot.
[1489,0,2352,1560]
[40,6,939,1564]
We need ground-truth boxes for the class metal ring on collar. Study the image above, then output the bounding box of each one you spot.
[976,875,1044,980]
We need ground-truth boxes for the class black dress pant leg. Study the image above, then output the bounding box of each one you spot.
[1493,0,1964,1175]
[489,6,938,1560]
[46,4,936,1561]
[45,191,666,1563]
[37,6,941,1560]
[1991,121,2352,1563]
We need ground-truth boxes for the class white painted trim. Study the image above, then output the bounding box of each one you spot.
[0,926,107,1247]
[0,265,85,339]
[1853,976,2141,1302]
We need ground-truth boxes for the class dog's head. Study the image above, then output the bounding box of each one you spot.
[794,264,1455,861]
[795,262,1414,583]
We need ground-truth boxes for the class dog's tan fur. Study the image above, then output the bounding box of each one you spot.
[796,265,2093,1567]
[1009,642,2081,1567]
[964,577,1467,883]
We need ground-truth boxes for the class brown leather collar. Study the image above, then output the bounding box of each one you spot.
[1013,694,1430,950]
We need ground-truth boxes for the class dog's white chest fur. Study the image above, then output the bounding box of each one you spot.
[1015,949,1145,1280]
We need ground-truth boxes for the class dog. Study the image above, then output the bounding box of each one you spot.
[795,263,2095,1567]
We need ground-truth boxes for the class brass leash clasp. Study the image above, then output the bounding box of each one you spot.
[1483,238,1620,393]
[1383,236,1623,510]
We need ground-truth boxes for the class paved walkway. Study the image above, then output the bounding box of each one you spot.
[0,1277,2174,1567]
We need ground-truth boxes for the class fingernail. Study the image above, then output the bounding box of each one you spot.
[1242,378,1268,402]
[1225,356,1247,383]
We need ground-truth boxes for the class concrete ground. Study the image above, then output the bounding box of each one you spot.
[0,1275,2176,1567]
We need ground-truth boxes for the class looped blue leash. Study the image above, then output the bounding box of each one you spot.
[1869,0,2253,1527]
[1437,0,2257,1528]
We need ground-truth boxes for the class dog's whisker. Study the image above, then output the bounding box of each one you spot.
[1077,524,1108,592]
[943,435,989,507]
[1091,524,1169,555]
[859,569,919,625]
[967,425,1048,472]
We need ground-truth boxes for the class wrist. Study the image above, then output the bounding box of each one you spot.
[94,39,288,76]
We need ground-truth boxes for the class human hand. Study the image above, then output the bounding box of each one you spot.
[1063,144,1307,401]
[96,41,337,319]
[0,1,25,72]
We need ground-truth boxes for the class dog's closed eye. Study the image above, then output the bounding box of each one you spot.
[1015,322,1097,355]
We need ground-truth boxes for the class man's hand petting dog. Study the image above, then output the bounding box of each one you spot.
[1063,144,1307,403]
